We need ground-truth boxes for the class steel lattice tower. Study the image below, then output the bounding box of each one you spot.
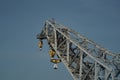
[36,19,120,80]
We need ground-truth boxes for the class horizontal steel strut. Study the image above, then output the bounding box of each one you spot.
[37,19,120,80]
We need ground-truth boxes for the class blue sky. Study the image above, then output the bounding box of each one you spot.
[0,0,120,80]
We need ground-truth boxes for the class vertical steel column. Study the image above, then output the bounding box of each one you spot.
[67,39,70,63]
[94,62,98,80]
[54,27,57,50]
[79,52,83,79]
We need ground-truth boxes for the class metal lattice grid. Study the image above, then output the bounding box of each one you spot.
[36,20,120,80]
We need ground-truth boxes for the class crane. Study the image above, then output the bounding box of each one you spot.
[36,19,120,80]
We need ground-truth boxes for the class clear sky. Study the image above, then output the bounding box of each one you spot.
[0,0,120,80]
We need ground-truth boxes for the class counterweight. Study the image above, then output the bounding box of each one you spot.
[36,20,120,80]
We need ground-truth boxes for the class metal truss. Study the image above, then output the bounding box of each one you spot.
[37,20,120,80]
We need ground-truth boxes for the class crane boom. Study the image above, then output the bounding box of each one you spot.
[36,19,120,80]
